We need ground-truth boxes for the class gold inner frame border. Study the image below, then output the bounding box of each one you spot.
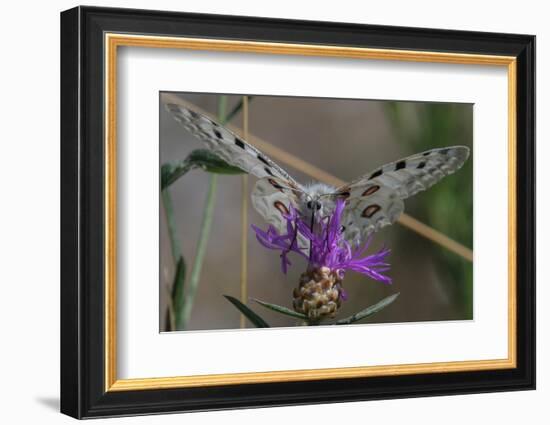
[104,33,517,392]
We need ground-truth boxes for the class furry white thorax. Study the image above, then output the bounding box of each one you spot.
[299,182,338,219]
[304,182,337,198]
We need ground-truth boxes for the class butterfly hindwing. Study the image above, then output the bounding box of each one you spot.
[339,185,404,242]
[165,103,300,186]
[251,177,302,233]
[337,146,470,241]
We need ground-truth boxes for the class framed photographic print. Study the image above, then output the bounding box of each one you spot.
[60,6,535,419]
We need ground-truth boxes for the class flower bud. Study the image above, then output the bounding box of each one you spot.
[293,267,344,321]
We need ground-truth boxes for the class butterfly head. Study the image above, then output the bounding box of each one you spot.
[301,182,339,220]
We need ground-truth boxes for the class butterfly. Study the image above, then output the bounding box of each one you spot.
[165,103,470,246]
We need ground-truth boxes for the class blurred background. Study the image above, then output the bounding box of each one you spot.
[159,92,473,332]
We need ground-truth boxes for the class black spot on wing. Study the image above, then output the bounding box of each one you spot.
[369,169,383,180]
[257,155,270,166]
[423,151,431,156]
[417,161,426,169]
[213,129,222,139]
[234,138,245,149]
[395,161,406,171]
[264,167,274,176]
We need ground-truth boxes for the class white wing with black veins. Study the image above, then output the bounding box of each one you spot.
[165,103,301,186]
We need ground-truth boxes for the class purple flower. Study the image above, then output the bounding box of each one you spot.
[251,199,391,284]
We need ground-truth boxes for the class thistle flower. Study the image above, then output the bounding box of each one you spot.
[251,199,391,321]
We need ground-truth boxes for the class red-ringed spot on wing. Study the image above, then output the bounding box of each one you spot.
[362,185,380,196]
[362,204,381,218]
[274,201,289,216]
[268,178,284,192]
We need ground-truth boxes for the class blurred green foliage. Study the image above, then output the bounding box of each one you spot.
[385,103,473,318]
[161,149,245,190]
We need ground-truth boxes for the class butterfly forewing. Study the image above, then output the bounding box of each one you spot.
[337,146,470,242]
[165,103,301,186]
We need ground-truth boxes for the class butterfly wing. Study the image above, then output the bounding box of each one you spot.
[336,146,470,242]
[165,103,301,186]
[252,177,300,222]
[252,176,310,251]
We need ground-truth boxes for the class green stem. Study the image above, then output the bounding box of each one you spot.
[225,96,252,123]
[176,95,228,329]
[178,173,218,329]
[161,188,181,264]
[218,95,228,125]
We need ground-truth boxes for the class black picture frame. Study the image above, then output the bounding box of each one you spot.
[60,5,535,419]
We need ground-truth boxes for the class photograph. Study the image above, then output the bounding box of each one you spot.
[159,92,473,332]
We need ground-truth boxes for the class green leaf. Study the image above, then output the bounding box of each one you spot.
[171,256,187,322]
[188,149,245,175]
[252,298,307,320]
[224,295,270,328]
[335,293,400,325]
[161,149,245,190]
[161,161,193,190]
